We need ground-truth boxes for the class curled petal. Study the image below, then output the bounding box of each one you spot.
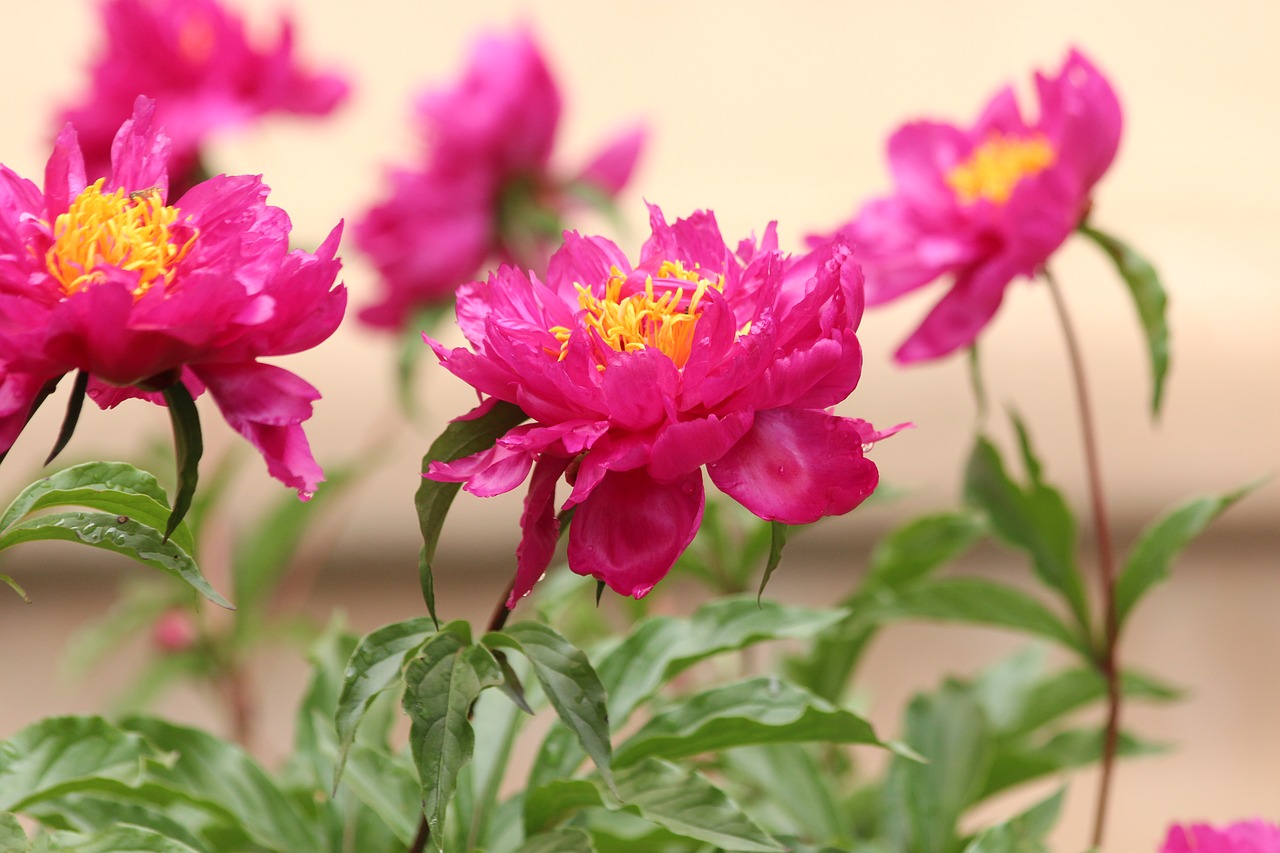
[708,407,879,524]
[195,361,324,495]
[567,467,704,599]
[648,410,753,483]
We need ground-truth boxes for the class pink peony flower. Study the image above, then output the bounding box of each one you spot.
[59,0,349,192]
[355,28,646,331]
[0,97,346,496]
[814,48,1121,363]
[426,204,902,606]
[1161,819,1280,852]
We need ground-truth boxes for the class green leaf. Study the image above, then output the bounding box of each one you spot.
[402,629,503,852]
[415,399,528,624]
[964,433,1090,632]
[980,728,1166,801]
[0,813,28,851]
[0,718,157,812]
[527,759,784,852]
[0,462,194,556]
[44,369,88,467]
[962,788,1063,853]
[31,825,203,853]
[1114,484,1255,629]
[862,510,988,595]
[878,578,1088,654]
[485,622,614,791]
[119,716,323,853]
[718,744,849,845]
[1079,225,1170,416]
[755,521,790,601]
[530,597,842,789]
[789,511,987,702]
[512,827,597,853]
[884,683,991,853]
[615,678,887,767]
[611,758,784,852]
[160,381,202,541]
[0,511,228,609]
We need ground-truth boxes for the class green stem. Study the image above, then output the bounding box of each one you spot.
[1043,267,1121,849]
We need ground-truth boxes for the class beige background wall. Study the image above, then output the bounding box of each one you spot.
[0,1,1277,850]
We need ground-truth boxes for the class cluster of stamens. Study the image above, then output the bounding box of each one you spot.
[946,132,1056,204]
[44,179,198,299]
[550,260,725,369]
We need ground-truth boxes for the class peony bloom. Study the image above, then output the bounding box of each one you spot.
[0,97,346,497]
[355,28,646,331]
[814,48,1121,363]
[426,204,901,605]
[1161,819,1280,852]
[59,0,349,193]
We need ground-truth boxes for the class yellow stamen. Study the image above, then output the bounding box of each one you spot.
[945,133,1056,205]
[549,260,725,369]
[44,179,198,299]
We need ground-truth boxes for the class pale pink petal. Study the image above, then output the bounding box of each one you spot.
[708,407,879,524]
[567,467,704,599]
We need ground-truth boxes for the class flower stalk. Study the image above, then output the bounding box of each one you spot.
[1043,267,1121,849]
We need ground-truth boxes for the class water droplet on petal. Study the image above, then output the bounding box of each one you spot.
[862,443,874,454]
[298,490,314,502]
[680,482,695,495]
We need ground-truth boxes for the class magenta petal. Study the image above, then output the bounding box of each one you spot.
[428,442,532,498]
[649,411,753,482]
[576,124,646,195]
[567,467,704,599]
[893,251,1026,364]
[0,372,50,455]
[708,408,878,524]
[194,361,324,495]
[44,124,87,217]
[109,96,172,196]
[509,455,571,607]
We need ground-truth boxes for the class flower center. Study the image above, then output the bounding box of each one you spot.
[44,179,198,299]
[945,133,1056,205]
[550,260,724,369]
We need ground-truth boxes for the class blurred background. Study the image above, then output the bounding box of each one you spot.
[1,1,1277,849]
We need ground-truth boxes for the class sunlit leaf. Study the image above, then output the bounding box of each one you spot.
[962,788,1063,853]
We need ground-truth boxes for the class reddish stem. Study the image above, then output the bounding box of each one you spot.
[1044,268,1121,849]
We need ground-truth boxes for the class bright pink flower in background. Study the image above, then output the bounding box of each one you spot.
[426,204,902,605]
[814,48,1121,363]
[59,0,349,192]
[1161,819,1280,852]
[356,28,646,331]
[0,98,346,496]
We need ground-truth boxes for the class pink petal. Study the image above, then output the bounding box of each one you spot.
[567,467,704,599]
[575,124,646,195]
[887,121,969,206]
[708,407,879,524]
[509,455,572,607]
[43,124,87,218]
[892,250,1026,364]
[648,411,753,483]
[194,361,324,495]
[109,96,172,196]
